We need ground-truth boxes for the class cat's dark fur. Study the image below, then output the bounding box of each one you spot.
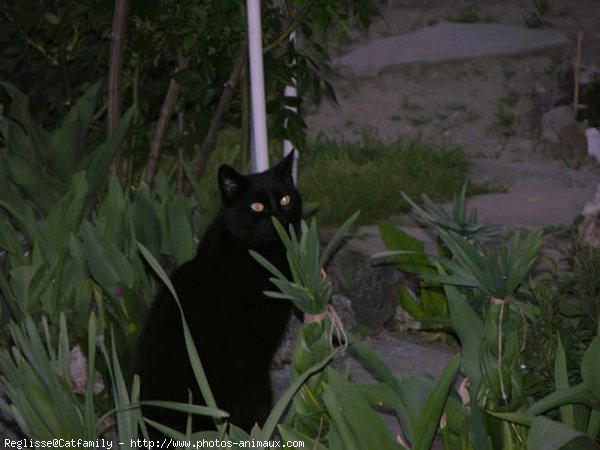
[133,152,302,432]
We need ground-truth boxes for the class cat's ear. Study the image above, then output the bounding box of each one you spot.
[218,165,246,204]
[273,150,295,180]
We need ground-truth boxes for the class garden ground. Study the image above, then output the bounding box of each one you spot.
[275,0,600,446]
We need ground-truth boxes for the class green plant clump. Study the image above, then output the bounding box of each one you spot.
[376,188,600,449]
[298,132,474,225]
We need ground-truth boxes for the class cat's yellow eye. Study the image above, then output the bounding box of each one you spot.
[250,202,265,212]
[280,195,291,206]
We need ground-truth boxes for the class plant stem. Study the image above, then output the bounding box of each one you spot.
[108,0,129,183]
[497,299,507,404]
[176,49,187,195]
[263,5,313,54]
[143,52,189,188]
[58,46,73,107]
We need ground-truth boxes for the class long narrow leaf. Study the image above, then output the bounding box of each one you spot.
[321,211,360,266]
[347,334,415,439]
[554,334,575,427]
[137,243,218,414]
[412,354,461,450]
[258,350,337,440]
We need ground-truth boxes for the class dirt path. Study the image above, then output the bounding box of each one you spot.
[306,0,600,232]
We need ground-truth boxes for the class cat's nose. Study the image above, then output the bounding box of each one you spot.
[274,213,289,227]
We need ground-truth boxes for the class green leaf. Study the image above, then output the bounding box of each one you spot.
[469,406,494,450]
[420,286,448,317]
[129,189,162,257]
[378,222,433,274]
[110,329,138,444]
[96,174,126,246]
[278,424,328,450]
[581,337,600,400]
[0,118,34,160]
[0,82,51,159]
[0,217,23,259]
[487,411,533,427]
[443,276,485,389]
[258,350,336,441]
[48,110,82,177]
[9,264,43,312]
[555,334,575,427]
[586,409,600,441]
[140,401,228,418]
[527,416,594,450]
[412,355,461,450]
[5,155,63,213]
[528,383,594,416]
[323,368,405,450]
[321,211,360,266]
[302,201,319,219]
[79,107,133,198]
[354,383,399,410]
[81,220,134,292]
[43,13,61,24]
[398,287,426,320]
[137,243,220,430]
[167,197,195,265]
[348,334,414,440]
[44,172,88,242]
[0,182,43,246]
[143,418,188,441]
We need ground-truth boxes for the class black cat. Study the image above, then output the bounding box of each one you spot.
[133,152,302,433]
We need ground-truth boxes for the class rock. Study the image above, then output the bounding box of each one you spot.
[330,294,357,333]
[541,105,576,143]
[0,391,22,440]
[70,344,104,395]
[323,242,365,290]
[272,312,302,369]
[271,295,357,368]
[586,127,600,163]
[579,183,600,247]
[533,87,570,127]
[558,123,588,154]
[347,260,403,331]
[334,23,569,78]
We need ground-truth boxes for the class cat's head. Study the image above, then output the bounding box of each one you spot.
[218,151,302,248]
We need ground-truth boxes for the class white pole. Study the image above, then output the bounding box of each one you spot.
[283,30,298,184]
[246,0,269,172]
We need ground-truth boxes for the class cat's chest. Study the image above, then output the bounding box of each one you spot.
[179,247,285,304]
[175,249,291,343]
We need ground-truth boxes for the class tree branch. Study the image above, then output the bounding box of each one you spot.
[176,49,187,195]
[143,52,189,188]
[263,5,312,54]
[107,0,129,183]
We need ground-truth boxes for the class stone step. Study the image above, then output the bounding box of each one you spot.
[335,22,570,78]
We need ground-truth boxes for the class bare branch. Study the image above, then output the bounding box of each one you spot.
[143,53,189,188]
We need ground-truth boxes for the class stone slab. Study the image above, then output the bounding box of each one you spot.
[335,23,570,78]
[468,159,600,229]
